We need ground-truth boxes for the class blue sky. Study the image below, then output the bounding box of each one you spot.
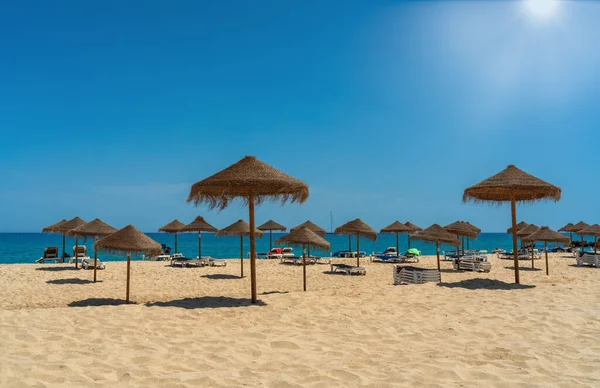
[1,0,599,232]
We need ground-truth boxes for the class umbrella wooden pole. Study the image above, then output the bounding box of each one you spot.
[595,236,597,255]
[436,241,441,271]
[302,244,307,292]
[93,236,98,282]
[198,232,201,259]
[511,198,520,284]
[239,235,244,278]
[545,241,549,276]
[396,233,399,255]
[74,237,79,269]
[126,253,131,303]
[249,195,257,304]
[62,234,66,262]
[531,243,535,269]
[356,234,360,267]
[269,230,273,251]
[175,233,178,254]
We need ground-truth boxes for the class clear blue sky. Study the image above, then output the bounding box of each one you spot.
[1,0,599,232]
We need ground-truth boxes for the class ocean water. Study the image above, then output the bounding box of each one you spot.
[0,232,582,264]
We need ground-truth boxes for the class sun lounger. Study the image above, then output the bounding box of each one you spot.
[281,256,317,265]
[208,258,227,267]
[453,256,491,272]
[330,263,366,275]
[314,256,331,265]
[393,265,440,285]
[36,246,62,263]
[576,252,600,267]
[81,257,105,270]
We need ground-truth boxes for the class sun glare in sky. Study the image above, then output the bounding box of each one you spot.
[524,0,561,20]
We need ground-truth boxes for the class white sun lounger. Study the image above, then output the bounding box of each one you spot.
[37,247,61,263]
[330,263,366,275]
[81,257,105,270]
[576,252,600,267]
[453,258,491,272]
[393,265,440,285]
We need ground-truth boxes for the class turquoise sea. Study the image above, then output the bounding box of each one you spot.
[0,232,582,264]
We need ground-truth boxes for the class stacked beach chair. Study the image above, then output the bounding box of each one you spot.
[393,265,440,285]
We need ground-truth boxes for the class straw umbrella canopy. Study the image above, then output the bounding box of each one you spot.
[444,221,478,256]
[188,156,308,304]
[53,217,87,269]
[569,221,591,249]
[70,218,117,282]
[334,219,377,266]
[404,222,422,249]
[463,164,561,284]
[464,222,481,250]
[558,222,575,246]
[522,226,569,275]
[291,220,327,257]
[516,224,541,268]
[577,224,600,254]
[42,219,68,260]
[258,220,287,251]
[410,224,460,277]
[216,219,264,278]
[380,221,412,254]
[181,216,218,259]
[507,221,530,249]
[158,219,185,254]
[275,226,330,291]
[94,225,162,303]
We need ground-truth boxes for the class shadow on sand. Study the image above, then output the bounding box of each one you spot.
[68,298,132,307]
[47,278,95,285]
[261,290,289,295]
[146,296,266,309]
[504,266,542,272]
[201,274,241,280]
[438,278,536,290]
[36,266,79,272]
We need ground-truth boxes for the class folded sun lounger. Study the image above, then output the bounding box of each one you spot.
[330,263,366,275]
[81,257,105,270]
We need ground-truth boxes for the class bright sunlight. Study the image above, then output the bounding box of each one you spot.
[524,0,561,20]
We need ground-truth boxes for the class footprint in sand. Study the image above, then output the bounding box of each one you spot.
[270,341,299,350]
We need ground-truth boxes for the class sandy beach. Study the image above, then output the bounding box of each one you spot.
[1,253,599,387]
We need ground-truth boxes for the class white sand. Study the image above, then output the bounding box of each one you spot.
[1,253,599,387]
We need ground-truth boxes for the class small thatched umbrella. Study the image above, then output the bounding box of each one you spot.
[577,224,600,254]
[181,216,218,259]
[404,222,422,249]
[188,156,308,303]
[94,225,161,303]
[507,221,530,248]
[558,223,575,246]
[463,165,561,284]
[410,224,459,276]
[522,227,569,275]
[275,226,330,291]
[158,220,185,254]
[444,221,478,256]
[569,221,590,250]
[216,220,264,278]
[291,221,327,257]
[464,222,481,250]
[53,217,87,268]
[516,224,541,268]
[380,221,412,254]
[42,219,67,260]
[258,220,287,251]
[70,218,117,282]
[334,219,377,266]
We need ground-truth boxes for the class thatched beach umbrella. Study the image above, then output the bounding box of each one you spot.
[94,225,161,303]
[517,224,540,268]
[404,222,422,249]
[70,218,117,282]
[275,226,330,291]
[53,217,87,269]
[380,221,412,254]
[158,220,185,254]
[410,224,459,276]
[577,224,600,254]
[522,226,569,275]
[334,219,377,266]
[42,219,67,260]
[463,165,561,283]
[444,221,478,256]
[181,216,218,259]
[569,221,590,250]
[216,220,264,278]
[507,221,530,248]
[464,222,481,250]
[258,220,287,251]
[558,223,575,246]
[188,156,308,303]
[291,220,327,257]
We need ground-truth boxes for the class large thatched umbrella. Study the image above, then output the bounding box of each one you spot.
[463,165,561,284]
[558,223,575,246]
[444,221,478,256]
[94,225,161,303]
[188,156,308,303]
[258,220,287,251]
[70,218,117,282]
[517,224,540,268]
[334,219,377,266]
[181,216,218,259]
[158,220,185,254]
[522,226,569,275]
[410,224,459,277]
[216,220,264,278]
[577,224,600,254]
[42,219,67,260]
[569,221,590,250]
[380,221,412,254]
[404,222,422,249]
[275,226,330,291]
[53,217,87,269]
